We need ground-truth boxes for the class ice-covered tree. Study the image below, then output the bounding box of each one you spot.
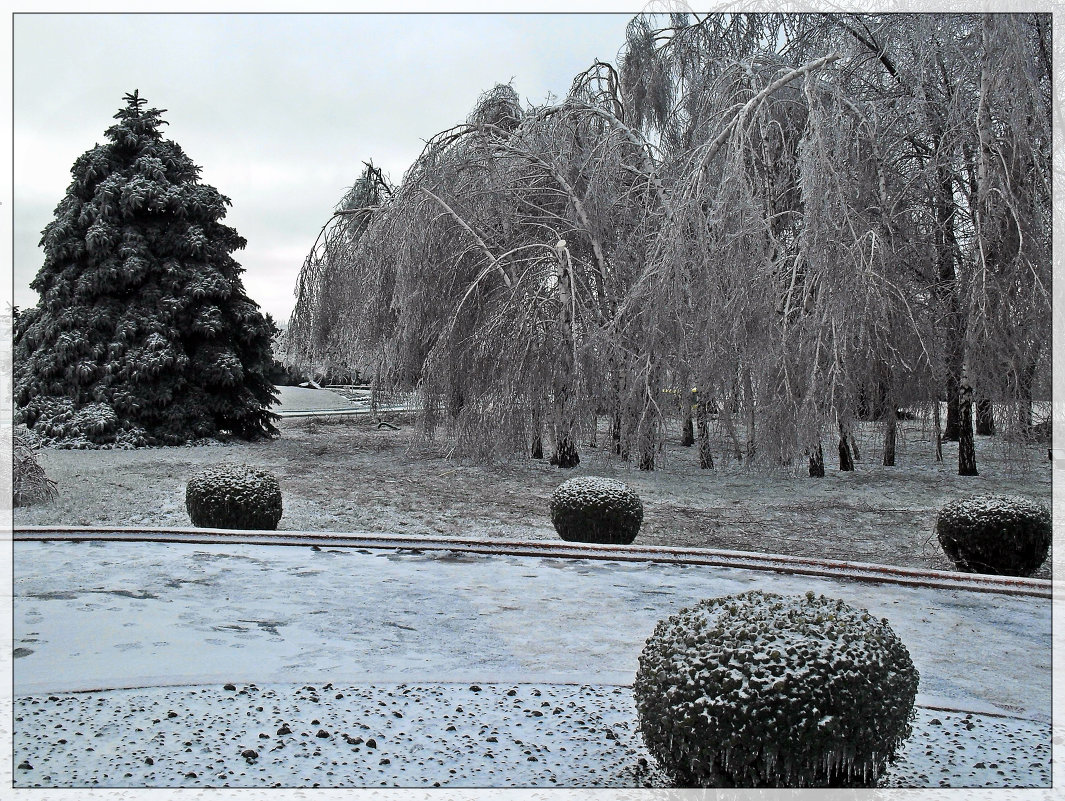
[14,91,279,446]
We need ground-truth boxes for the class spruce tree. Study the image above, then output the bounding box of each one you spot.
[14,91,279,446]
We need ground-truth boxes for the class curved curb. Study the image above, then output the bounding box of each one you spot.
[13,525,1052,598]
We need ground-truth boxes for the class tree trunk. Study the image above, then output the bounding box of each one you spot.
[882,409,897,467]
[638,446,655,471]
[681,413,695,447]
[838,423,855,471]
[958,369,978,476]
[551,247,579,469]
[637,405,657,471]
[531,407,544,459]
[551,379,580,468]
[1016,352,1038,431]
[933,122,964,444]
[743,370,756,460]
[1018,394,1033,430]
[933,399,943,462]
[718,399,744,462]
[637,376,660,472]
[975,397,995,435]
[552,436,580,469]
[943,381,960,442]
[809,442,825,477]
[856,380,888,421]
[697,399,714,469]
[447,382,465,421]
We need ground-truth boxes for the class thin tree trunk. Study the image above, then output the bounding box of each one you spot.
[932,113,963,444]
[551,249,579,469]
[637,407,657,471]
[681,410,695,447]
[943,379,960,442]
[1017,353,1038,431]
[697,398,714,469]
[883,408,897,467]
[809,442,825,477]
[933,398,943,462]
[1018,394,1033,430]
[975,397,995,435]
[638,366,661,471]
[531,407,544,459]
[743,369,756,460]
[718,397,744,462]
[447,382,465,421]
[958,368,978,476]
[838,423,855,471]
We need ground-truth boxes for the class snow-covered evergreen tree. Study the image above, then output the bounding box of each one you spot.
[14,91,279,446]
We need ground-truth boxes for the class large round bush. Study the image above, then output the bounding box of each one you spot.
[549,476,643,544]
[186,464,283,530]
[634,590,919,788]
[936,494,1051,577]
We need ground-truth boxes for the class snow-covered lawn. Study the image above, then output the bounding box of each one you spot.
[14,388,1053,577]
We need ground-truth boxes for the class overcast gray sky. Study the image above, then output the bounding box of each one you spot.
[12,11,636,323]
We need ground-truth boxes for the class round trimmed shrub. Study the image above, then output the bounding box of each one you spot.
[549,476,643,544]
[186,464,282,530]
[936,494,1051,577]
[634,590,919,788]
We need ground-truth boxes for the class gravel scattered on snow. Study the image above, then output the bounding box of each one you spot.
[12,682,1050,788]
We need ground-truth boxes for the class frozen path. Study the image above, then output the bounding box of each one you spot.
[13,538,1050,720]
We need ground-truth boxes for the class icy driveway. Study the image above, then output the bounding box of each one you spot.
[13,539,1050,721]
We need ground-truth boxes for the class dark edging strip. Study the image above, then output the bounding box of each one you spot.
[13,526,1051,599]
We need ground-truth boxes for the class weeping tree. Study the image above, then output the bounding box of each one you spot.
[960,15,1052,449]
[619,13,932,474]
[801,13,1050,470]
[618,11,1049,476]
[286,160,394,382]
[15,91,279,447]
[288,12,1050,477]
[288,80,664,467]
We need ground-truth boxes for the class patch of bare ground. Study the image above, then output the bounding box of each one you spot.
[15,413,1052,579]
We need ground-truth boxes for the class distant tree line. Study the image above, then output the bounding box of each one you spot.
[286,12,1051,476]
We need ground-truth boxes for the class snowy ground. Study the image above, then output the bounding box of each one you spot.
[12,682,1050,789]
[12,539,1052,789]
[11,387,1056,792]
[15,387,1054,577]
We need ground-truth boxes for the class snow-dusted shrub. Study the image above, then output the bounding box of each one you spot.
[549,476,643,544]
[936,494,1051,577]
[14,395,152,450]
[186,464,282,530]
[634,590,919,788]
[13,428,58,506]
